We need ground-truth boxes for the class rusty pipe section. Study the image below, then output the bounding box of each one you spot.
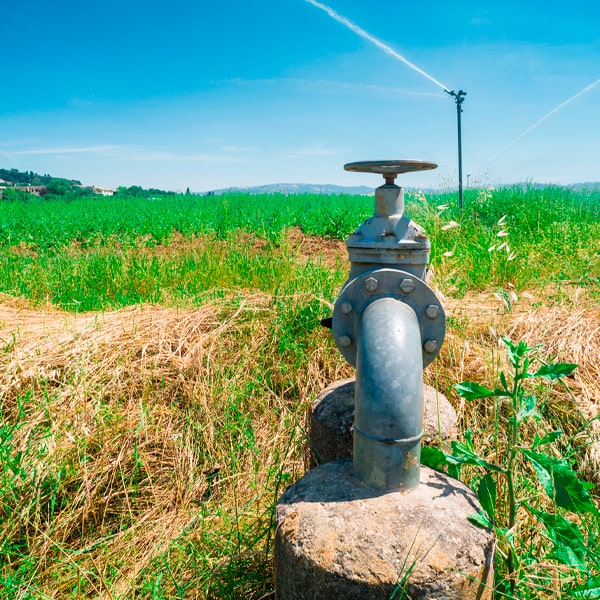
[353,297,423,490]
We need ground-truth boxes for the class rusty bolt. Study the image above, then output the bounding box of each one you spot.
[423,339,438,353]
[340,301,353,315]
[338,335,353,348]
[364,277,379,292]
[425,304,440,319]
[400,278,416,293]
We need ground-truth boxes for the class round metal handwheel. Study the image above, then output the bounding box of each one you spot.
[344,160,437,183]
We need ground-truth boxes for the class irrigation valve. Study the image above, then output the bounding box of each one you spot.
[332,160,446,369]
[331,160,447,490]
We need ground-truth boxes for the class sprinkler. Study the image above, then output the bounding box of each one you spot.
[445,89,467,209]
[332,160,446,490]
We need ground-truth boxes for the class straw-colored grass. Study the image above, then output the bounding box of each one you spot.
[0,291,351,598]
[1,281,598,598]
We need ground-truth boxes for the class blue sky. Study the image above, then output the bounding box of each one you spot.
[1,0,598,192]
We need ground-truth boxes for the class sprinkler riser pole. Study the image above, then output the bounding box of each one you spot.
[457,99,463,209]
[446,89,467,210]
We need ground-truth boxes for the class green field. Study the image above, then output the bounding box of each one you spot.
[1,186,599,598]
[1,186,598,309]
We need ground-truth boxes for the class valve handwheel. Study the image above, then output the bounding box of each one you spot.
[344,160,437,184]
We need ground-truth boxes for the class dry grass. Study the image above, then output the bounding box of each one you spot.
[1,293,349,597]
[1,284,598,597]
[432,286,600,488]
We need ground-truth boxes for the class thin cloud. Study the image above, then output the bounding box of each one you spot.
[218,77,440,98]
[6,145,121,156]
[131,150,248,163]
[1,145,248,163]
[286,145,339,158]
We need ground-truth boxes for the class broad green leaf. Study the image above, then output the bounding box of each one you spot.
[528,506,587,568]
[477,473,497,524]
[571,577,600,599]
[517,394,540,423]
[521,449,598,514]
[502,337,529,369]
[420,446,449,471]
[468,511,493,530]
[448,463,462,480]
[453,381,496,401]
[533,362,578,380]
[499,371,509,391]
[532,430,563,449]
[450,439,503,473]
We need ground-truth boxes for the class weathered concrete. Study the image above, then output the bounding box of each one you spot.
[309,379,457,467]
[275,460,494,599]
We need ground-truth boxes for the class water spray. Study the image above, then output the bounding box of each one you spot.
[304,0,449,91]
[480,76,600,171]
[305,0,469,208]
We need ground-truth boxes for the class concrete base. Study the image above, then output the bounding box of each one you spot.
[309,379,457,467]
[275,461,494,599]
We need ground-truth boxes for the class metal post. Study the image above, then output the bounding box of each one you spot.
[445,89,467,210]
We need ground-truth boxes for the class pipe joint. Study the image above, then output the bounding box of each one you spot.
[332,268,446,368]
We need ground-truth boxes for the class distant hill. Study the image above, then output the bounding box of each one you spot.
[0,167,81,187]
[565,182,600,192]
[205,183,375,195]
[2,166,599,196]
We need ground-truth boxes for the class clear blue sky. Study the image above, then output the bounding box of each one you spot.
[1,0,598,192]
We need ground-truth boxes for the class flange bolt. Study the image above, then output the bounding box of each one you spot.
[364,277,379,292]
[340,301,353,315]
[400,278,416,293]
[425,304,440,319]
[338,335,353,348]
[423,339,438,353]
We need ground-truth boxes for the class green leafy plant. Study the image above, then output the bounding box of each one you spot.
[423,338,598,597]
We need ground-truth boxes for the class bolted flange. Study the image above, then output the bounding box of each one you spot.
[332,268,446,368]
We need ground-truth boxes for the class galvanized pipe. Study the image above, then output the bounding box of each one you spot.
[353,297,423,491]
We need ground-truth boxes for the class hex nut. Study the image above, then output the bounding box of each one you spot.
[400,278,416,293]
[340,301,353,315]
[338,335,353,348]
[425,304,440,319]
[423,339,438,353]
[364,277,379,292]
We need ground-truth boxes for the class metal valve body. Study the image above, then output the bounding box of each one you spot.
[332,160,446,491]
[346,181,430,280]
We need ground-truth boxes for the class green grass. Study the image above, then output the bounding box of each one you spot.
[0,186,598,310]
[0,235,344,311]
[0,185,599,598]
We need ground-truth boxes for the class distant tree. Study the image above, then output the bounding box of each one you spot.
[45,178,72,196]
[1,187,30,202]
[0,168,78,187]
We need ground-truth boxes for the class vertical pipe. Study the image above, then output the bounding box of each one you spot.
[446,90,467,210]
[457,97,463,210]
[353,297,423,491]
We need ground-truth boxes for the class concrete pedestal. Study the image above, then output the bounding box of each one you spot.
[309,379,457,467]
[275,460,494,599]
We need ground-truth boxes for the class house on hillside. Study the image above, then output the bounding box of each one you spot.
[91,186,115,196]
[15,185,46,196]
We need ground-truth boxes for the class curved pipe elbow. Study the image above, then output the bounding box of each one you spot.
[354,297,423,490]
